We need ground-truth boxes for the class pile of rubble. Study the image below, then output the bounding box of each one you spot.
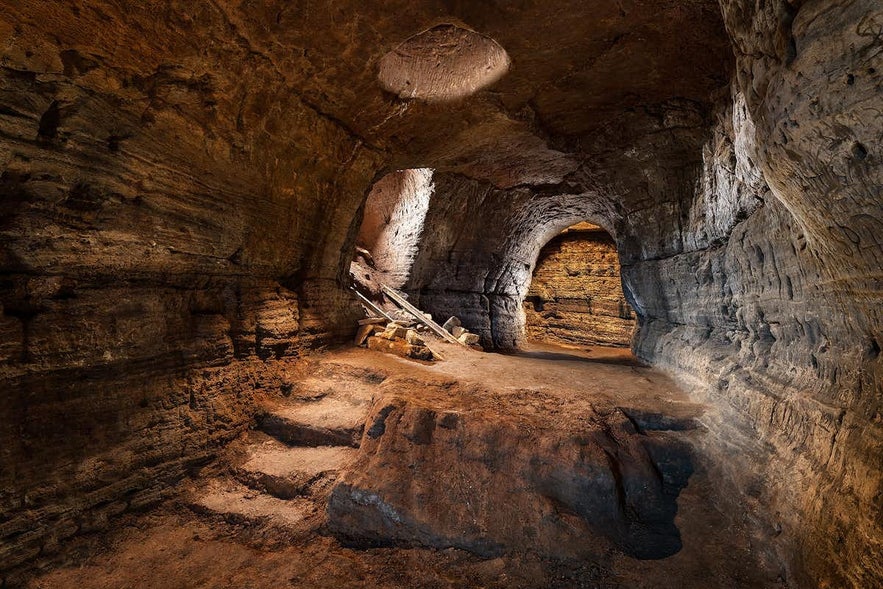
[355,317,436,361]
[351,284,483,361]
[440,316,480,347]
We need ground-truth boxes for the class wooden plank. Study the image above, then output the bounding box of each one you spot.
[358,317,388,326]
[380,285,466,347]
[422,341,446,361]
[351,288,396,323]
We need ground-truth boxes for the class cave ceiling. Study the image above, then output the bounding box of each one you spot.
[202,0,734,187]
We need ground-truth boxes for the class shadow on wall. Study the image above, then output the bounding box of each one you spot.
[523,222,636,348]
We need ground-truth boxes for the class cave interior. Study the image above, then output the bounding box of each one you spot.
[0,1,881,588]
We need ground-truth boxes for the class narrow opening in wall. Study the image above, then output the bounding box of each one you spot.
[350,168,434,295]
[523,222,636,348]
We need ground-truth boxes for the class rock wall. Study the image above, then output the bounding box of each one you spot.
[351,168,433,292]
[0,0,880,586]
[623,0,883,579]
[524,225,635,348]
[0,3,379,576]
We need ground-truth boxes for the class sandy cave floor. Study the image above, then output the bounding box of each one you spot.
[26,342,786,589]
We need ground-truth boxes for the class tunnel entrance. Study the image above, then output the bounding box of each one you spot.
[350,168,433,295]
[523,222,635,348]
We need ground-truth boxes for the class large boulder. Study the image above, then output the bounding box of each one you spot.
[328,392,693,561]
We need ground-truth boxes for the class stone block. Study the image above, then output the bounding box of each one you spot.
[354,324,375,346]
[380,325,408,340]
[458,332,480,346]
[442,316,461,333]
[405,330,424,346]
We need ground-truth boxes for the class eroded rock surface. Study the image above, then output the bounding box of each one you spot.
[328,382,693,561]
[524,224,635,347]
[0,0,881,586]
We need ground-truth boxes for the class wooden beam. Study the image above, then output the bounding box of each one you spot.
[351,287,396,323]
[380,285,466,347]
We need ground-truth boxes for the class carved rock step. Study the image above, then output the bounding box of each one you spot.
[234,435,358,499]
[290,372,383,403]
[259,396,370,447]
[187,478,323,536]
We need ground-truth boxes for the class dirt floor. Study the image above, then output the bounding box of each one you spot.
[25,342,787,588]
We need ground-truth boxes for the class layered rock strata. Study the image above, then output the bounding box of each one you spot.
[0,1,880,586]
[524,224,635,348]
[329,391,694,561]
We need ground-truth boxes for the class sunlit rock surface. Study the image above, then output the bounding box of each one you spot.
[0,0,881,586]
[524,224,635,348]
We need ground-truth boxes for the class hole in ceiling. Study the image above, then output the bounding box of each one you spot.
[378,24,511,102]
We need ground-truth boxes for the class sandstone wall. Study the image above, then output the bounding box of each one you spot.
[524,226,635,348]
[622,1,883,580]
[352,168,433,291]
[0,0,880,586]
[0,3,379,576]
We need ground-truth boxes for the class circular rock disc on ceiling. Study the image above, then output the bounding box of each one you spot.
[378,24,511,102]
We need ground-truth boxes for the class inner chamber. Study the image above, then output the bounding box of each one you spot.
[523,222,636,348]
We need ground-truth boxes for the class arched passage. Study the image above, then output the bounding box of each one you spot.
[402,179,626,351]
[351,168,434,294]
[523,222,636,348]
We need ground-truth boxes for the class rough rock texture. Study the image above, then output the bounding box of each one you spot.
[524,224,635,347]
[329,390,693,561]
[351,168,433,292]
[377,24,510,103]
[404,175,614,349]
[1,0,881,586]
[25,345,785,589]
[624,3,883,585]
[0,0,374,568]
